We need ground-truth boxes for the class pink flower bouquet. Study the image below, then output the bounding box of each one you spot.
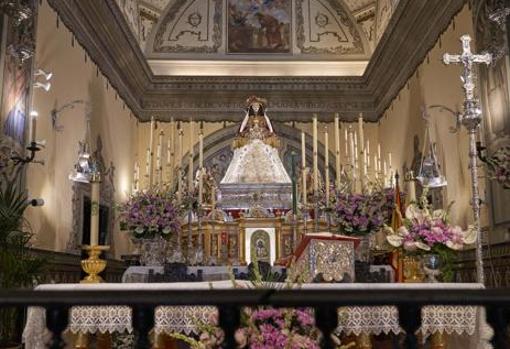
[385,202,476,253]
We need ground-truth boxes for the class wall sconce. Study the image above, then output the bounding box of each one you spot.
[33,81,51,92]
[34,68,53,81]
[10,111,44,165]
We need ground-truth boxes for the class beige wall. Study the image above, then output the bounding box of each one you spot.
[25,0,138,258]
[377,6,492,237]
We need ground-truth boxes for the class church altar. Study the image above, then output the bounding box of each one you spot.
[23,282,489,349]
[179,216,334,265]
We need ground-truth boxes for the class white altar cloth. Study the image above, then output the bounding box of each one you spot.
[23,282,489,349]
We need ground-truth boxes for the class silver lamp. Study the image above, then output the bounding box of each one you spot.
[416,107,447,189]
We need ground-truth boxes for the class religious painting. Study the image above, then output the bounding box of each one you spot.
[250,229,271,263]
[227,0,291,54]
[1,15,35,145]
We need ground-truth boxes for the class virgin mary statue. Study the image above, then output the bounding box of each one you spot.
[218,96,292,209]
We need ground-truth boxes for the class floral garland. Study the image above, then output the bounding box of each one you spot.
[118,189,180,240]
[335,188,396,236]
[485,145,510,189]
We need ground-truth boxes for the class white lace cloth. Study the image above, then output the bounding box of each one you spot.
[23,282,486,349]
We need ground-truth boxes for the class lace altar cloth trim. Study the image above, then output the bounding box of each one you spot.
[22,282,484,349]
[23,304,478,349]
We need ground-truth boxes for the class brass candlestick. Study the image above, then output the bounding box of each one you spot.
[81,245,110,283]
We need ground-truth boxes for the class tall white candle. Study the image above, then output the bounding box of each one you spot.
[363,150,368,177]
[344,127,349,158]
[30,111,38,143]
[157,131,163,170]
[349,128,356,191]
[324,127,330,203]
[145,148,150,177]
[301,131,306,169]
[90,180,100,246]
[354,132,358,163]
[166,136,171,164]
[301,131,307,207]
[408,178,417,203]
[377,143,382,175]
[148,117,155,187]
[177,127,183,201]
[313,115,318,193]
[358,113,364,154]
[188,120,194,193]
[199,133,204,168]
[388,152,393,171]
[334,114,341,189]
[198,132,204,205]
[133,161,139,193]
[198,169,203,205]
[373,155,379,180]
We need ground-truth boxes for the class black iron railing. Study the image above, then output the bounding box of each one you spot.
[1,288,510,349]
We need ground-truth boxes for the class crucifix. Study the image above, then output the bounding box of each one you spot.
[443,34,491,285]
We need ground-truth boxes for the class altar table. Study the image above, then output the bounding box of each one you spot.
[22,282,490,349]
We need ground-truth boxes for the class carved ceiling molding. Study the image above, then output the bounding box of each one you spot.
[46,0,465,123]
[151,0,223,54]
[295,0,370,56]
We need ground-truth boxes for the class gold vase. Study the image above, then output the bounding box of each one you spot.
[81,245,110,283]
[402,255,424,283]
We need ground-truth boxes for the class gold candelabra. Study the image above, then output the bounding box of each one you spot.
[80,245,110,283]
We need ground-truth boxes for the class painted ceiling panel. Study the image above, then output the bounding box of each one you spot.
[116,0,399,66]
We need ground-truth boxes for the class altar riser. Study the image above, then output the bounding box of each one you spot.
[179,219,335,265]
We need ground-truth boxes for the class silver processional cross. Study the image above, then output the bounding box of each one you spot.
[443,34,491,285]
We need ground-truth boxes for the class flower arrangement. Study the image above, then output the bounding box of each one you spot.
[485,145,510,189]
[235,307,320,349]
[385,198,476,253]
[118,189,180,240]
[335,188,396,236]
[169,261,354,349]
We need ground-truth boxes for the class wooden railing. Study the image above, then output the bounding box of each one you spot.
[454,241,510,288]
[1,288,510,349]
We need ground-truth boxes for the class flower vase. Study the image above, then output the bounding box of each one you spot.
[402,255,424,283]
[355,234,372,262]
[139,236,167,266]
[422,254,442,283]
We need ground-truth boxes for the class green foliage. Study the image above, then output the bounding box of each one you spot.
[0,180,46,346]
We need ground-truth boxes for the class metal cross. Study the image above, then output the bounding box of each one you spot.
[443,35,492,286]
[444,35,492,103]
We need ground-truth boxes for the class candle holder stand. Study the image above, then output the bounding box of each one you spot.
[186,209,194,264]
[80,245,110,283]
[195,204,204,265]
[11,141,44,165]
